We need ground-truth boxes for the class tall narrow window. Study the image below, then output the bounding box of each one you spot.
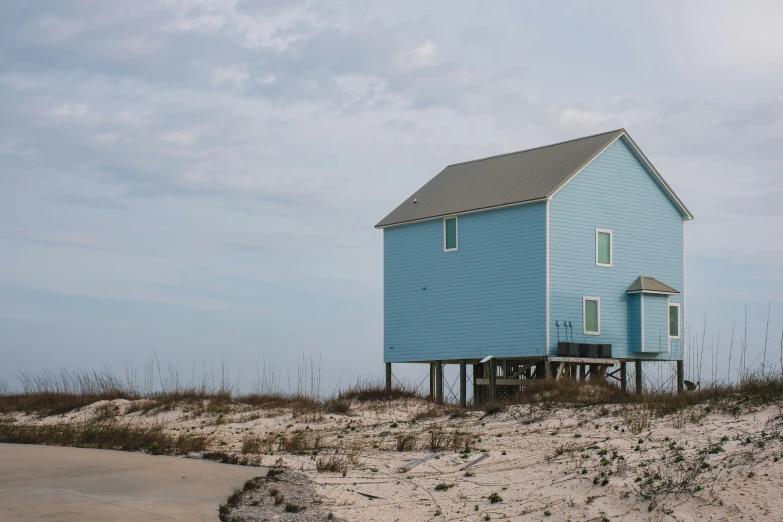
[596,229,612,267]
[583,297,600,335]
[669,304,680,339]
[444,217,458,251]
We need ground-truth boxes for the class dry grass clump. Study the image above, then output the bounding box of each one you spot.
[396,433,417,451]
[278,430,322,453]
[218,487,244,521]
[641,373,783,416]
[0,369,139,415]
[325,399,351,415]
[621,408,651,434]
[315,443,359,473]
[238,393,320,412]
[516,378,628,407]
[241,434,262,454]
[415,405,468,420]
[337,378,422,402]
[315,454,348,473]
[202,451,254,465]
[477,373,783,416]
[428,427,473,451]
[0,367,322,417]
[0,419,209,454]
[480,402,506,418]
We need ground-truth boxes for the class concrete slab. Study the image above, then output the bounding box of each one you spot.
[0,444,265,521]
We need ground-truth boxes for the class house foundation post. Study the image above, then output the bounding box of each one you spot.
[385,362,392,394]
[435,360,444,404]
[677,360,684,395]
[429,363,435,399]
[488,359,497,402]
[459,360,467,407]
[620,362,627,393]
[472,364,480,405]
[635,360,643,396]
[579,364,586,381]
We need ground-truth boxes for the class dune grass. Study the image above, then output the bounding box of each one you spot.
[0,418,209,454]
[2,366,782,420]
[0,369,424,417]
[479,371,783,416]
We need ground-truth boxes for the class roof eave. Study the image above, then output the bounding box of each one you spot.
[375,197,549,229]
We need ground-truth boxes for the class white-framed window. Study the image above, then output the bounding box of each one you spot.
[583,297,601,335]
[668,303,680,339]
[443,216,458,252]
[595,228,613,267]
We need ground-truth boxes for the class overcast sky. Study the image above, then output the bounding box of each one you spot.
[1,1,782,393]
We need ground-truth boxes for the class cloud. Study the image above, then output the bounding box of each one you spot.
[211,65,250,87]
[161,129,202,145]
[396,41,438,70]
[49,103,87,117]
[0,0,782,390]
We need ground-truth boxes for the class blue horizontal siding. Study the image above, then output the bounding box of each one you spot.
[643,294,670,353]
[628,294,642,352]
[384,203,546,362]
[549,137,685,361]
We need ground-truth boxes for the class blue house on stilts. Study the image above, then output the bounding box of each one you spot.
[376,129,693,404]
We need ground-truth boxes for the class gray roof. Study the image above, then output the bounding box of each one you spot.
[376,128,693,228]
[626,276,680,294]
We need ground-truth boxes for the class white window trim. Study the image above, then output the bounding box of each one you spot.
[583,296,601,336]
[443,216,458,252]
[669,302,681,340]
[595,228,613,267]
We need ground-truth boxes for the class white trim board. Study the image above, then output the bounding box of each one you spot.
[641,293,645,352]
[668,296,672,353]
[683,220,687,361]
[545,199,550,355]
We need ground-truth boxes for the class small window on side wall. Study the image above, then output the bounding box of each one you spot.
[444,217,458,251]
[596,229,612,267]
[669,303,680,339]
[583,297,600,335]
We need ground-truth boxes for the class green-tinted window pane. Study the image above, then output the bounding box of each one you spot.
[669,306,679,337]
[585,299,599,333]
[597,232,611,265]
[445,218,457,250]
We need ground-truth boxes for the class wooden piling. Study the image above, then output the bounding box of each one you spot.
[677,360,684,395]
[435,360,444,404]
[459,360,467,407]
[620,361,627,393]
[635,360,643,395]
[488,359,497,402]
[472,364,480,404]
[385,362,392,393]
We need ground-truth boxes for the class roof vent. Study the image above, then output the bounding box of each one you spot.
[413,198,417,204]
